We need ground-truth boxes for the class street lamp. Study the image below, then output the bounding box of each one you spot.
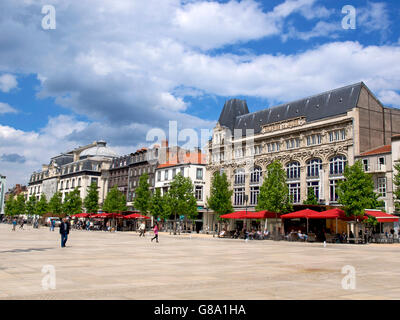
[244,195,248,233]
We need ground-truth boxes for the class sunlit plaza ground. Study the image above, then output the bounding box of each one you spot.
[1,223,400,300]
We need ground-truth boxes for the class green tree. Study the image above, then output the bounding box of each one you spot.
[207,171,233,221]
[4,197,15,216]
[14,194,26,216]
[63,188,83,215]
[26,195,37,215]
[256,161,292,214]
[48,192,63,215]
[102,185,127,213]
[134,173,151,215]
[393,162,400,212]
[337,161,380,218]
[84,183,99,213]
[165,173,197,234]
[303,187,319,205]
[149,188,170,220]
[35,194,48,216]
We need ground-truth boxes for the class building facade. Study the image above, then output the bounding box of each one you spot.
[155,147,206,230]
[28,141,118,209]
[107,145,159,209]
[204,82,400,231]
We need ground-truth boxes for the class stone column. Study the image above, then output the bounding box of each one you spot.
[300,164,307,202]
[322,162,330,204]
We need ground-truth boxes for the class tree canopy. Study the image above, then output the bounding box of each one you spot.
[134,173,151,215]
[63,188,83,215]
[337,161,380,217]
[35,194,48,216]
[14,194,26,216]
[207,171,233,220]
[303,187,319,205]
[26,195,37,216]
[256,161,292,214]
[149,188,170,220]
[165,173,198,223]
[84,183,99,214]
[48,192,63,215]
[393,162,400,212]
[102,185,127,213]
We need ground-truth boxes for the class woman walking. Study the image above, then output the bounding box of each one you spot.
[151,223,159,243]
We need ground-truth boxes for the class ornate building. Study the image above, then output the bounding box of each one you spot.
[204,82,400,231]
[107,145,159,209]
[28,141,118,209]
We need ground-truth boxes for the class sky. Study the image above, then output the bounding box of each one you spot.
[0,0,400,188]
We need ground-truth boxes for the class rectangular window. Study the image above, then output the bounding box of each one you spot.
[378,177,387,197]
[288,183,300,203]
[164,170,168,180]
[307,181,320,200]
[329,179,343,202]
[195,186,203,201]
[196,168,203,180]
[362,159,369,172]
[234,187,245,206]
[250,186,260,205]
[157,171,161,182]
[91,178,98,186]
[378,157,385,170]
[181,167,184,176]
[172,168,176,178]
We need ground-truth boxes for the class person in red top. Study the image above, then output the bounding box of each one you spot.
[151,223,159,243]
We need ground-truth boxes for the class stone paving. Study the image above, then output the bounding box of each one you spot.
[1,223,399,300]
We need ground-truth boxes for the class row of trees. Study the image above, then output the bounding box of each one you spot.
[4,183,121,217]
[6,159,399,224]
[133,173,198,233]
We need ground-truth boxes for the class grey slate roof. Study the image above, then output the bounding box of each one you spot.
[218,82,363,135]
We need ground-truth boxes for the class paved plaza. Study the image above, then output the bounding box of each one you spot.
[1,223,400,300]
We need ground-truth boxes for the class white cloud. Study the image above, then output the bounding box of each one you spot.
[357,2,390,34]
[0,102,17,114]
[0,74,17,92]
[173,0,279,50]
[378,90,400,107]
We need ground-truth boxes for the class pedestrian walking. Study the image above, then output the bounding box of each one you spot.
[59,218,70,248]
[19,219,24,229]
[50,219,55,232]
[151,223,159,243]
[138,221,146,237]
[12,218,17,231]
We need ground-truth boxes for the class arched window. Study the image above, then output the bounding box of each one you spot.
[234,168,245,185]
[286,161,300,179]
[66,180,69,189]
[250,166,262,184]
[307,159,322,177]
[72,179,75,188]
[329,156,347,175]
[78,178,81,187]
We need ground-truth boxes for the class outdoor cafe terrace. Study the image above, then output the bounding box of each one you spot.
[218,205,400,244]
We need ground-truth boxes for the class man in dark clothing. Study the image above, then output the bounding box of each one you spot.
[59,218,70,248]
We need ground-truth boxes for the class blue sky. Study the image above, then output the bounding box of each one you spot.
[0,0,399,187]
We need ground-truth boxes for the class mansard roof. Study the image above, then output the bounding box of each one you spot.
[218,82,363,134]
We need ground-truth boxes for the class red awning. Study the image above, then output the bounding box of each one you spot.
[124,213,150,219]
[249,210,280,219]
[220,211,248,219]
[365,210,399,223]
[71,213,90,218]
[91,213,124,219]
[281,209,319,219]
